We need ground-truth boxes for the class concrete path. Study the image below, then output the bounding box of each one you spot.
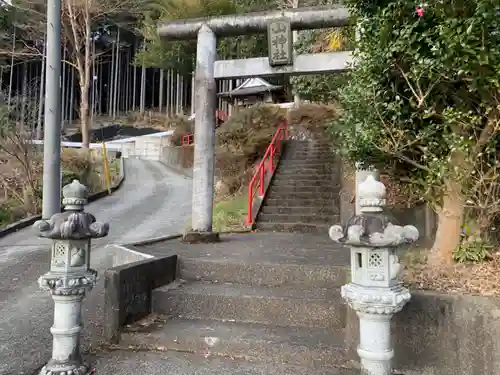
[0,158,192,375]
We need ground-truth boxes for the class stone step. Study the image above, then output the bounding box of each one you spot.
[91,349,358,375]
[261,205,339,216]
[274,170,334,177]
[286,139,330,145]
[271,175,340,190]
[257,213,336,225]
[120,317,349,369]
[279,161,336,168]
[278,168,336,175]
[284,154,334,161]
[286,146,333,152]
[287,145,333,152]
[266,191,336,200]
[270,180,340,189]
[272,172,335,180]
[179,257,347,288]
[152,282,346,330]
[272,185,340,194]
[284,149,336,159]
[255,222,332,234]
[264,198,336,207]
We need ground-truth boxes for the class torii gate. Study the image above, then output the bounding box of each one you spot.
[157,6,351,241]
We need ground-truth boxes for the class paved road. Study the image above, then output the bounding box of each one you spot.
[0,158,192,375]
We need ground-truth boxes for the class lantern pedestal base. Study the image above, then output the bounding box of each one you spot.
[39,291,94,375]
[341,283,410,315]
[341,283,410,375]
[356,312,394,375]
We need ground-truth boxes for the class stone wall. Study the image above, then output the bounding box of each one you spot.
[344,291,500,375]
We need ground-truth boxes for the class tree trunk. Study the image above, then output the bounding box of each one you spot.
[69,66,74,123]
[20,62,27,130]
[80,82,90,148]
[37,35,46,140]
[61,49,66,127]
[8,27,16,107]
[430,177,466,264]
[159,69,164,113]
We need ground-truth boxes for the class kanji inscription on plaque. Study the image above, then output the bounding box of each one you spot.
[267,18,293,66]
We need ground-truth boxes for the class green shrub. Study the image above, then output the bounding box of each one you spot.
[61,170,81,187]
[452,239,492,263]
[0,203,13,227]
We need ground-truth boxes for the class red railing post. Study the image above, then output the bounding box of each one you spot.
[259,163,265,196]
[269,144,274,173]
[247,181,254,225]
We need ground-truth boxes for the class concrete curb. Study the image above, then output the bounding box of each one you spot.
[121,230,253,250]
[0,157,126,239]
[121,233,183,248]
[104,254,178,344]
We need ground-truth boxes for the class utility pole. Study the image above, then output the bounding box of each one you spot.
[41,0,62,219]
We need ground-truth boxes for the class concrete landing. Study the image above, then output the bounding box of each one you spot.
[135,232,347,263]
[90,350,358,375]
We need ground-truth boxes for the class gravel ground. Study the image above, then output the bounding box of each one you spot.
[0,158,192,375]
[89,350,356,375]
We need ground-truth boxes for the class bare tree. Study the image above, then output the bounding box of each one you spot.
[0,0,141,148]
[0,102,41,214]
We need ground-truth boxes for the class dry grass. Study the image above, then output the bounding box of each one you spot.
[402,247,500,296]
[0,148,120,226]
[122,112,191,132]
[212,193,249,232]
[288,103,339,140]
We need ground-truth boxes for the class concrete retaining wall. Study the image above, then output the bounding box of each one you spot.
[344,291,500,375]
[160,145,194,177]
[134,134,172,160]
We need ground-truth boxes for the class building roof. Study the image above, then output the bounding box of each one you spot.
[217,78,283,98]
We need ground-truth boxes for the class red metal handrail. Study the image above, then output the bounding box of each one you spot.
[181,110,228,146]
[182,133,194,146]
[246,121,288,226]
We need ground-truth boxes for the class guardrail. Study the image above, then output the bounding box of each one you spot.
[246,121,287,226]
[30,140,126,152]
[29,130,176,152]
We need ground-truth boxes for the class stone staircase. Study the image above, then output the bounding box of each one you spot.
[255,139,340,233]
[120,232,354,374]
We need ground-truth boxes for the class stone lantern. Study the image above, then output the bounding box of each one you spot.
[329,175,418,375]
[34,180,109,375]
